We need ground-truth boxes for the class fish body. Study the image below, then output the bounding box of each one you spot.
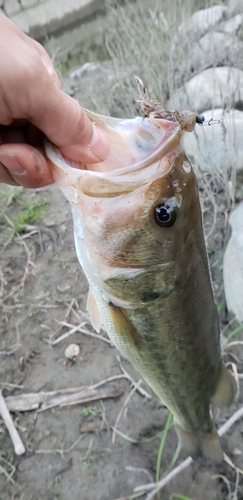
[46,85,234,462]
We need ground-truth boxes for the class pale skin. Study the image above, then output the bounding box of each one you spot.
[0,14,109,188]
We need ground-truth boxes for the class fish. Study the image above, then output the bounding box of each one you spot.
[46,78,234,463]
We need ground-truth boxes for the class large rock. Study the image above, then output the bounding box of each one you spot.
[220,13,243,38]
[228,0,243,14]
[4,0,21,16]
[182,109,243,172]
[178,5,228,40]
[186,32,243,72]
[223,202,243,323]
[20,0,39,8]
[10,0,104,39]
[168,67,243,113]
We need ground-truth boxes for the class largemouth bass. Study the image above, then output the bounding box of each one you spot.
[46,79,234,462]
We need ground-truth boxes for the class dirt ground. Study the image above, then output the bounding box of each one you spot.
[0,179,243,500]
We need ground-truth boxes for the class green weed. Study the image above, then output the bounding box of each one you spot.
[111,427,167,444]
[227,324,243,341]
[170,494,193,500]
[81,406,103,417]
[155,412,173,483]
[83,458,92,467]
[217,298,226,313]
[10,196,47,235]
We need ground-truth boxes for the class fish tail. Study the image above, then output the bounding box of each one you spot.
[174,423,223,463]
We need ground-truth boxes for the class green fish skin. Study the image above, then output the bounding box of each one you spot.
[47,105,234,463]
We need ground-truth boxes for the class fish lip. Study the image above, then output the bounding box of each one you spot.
[45,118,181,179]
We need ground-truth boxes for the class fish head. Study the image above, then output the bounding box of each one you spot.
[46,112,203,307]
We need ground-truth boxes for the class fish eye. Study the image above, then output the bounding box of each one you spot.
[154,202,177,228]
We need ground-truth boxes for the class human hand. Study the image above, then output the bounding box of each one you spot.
[0,14,109,188]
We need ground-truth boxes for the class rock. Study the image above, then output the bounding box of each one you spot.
[220,13,243,38]
[69,61,113,80]
[178,5,228,40]
[223,202,243,323]
[168,67,243,113]
[186,32,243,72]
[228,0,243,14]
[4,0,22,16]
[182,109,243,172]
[65,343,80,360]
[59,76,78,96]
[10,0,103,39]
[20,0,39,8]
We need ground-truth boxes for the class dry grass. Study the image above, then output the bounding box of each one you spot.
[73,0,211,116]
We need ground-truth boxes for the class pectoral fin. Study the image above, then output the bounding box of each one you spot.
[86,288,102,333]
[211,363,235,408]
[107,302,141,348]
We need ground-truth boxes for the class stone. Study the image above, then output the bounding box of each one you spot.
[10,0,104,38]
[0,0,4,8]
[4,0,21,16]
[167,67,243,113]
[182,109,243,172]
[186,32,243,72]
[21,0,38,8]
[228,0,243,14]
[178,5,228,40]
[220,13,243,37]
[223,201,243,323]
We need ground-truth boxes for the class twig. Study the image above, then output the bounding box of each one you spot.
[0,391,25,455]
[6,377,126,412]
[0,345,21,357]
[126,466,154,484]
[0,382,24,389]
[82,436,94,462]
[223,453,243,475]
[35,433,85,456]
[134,405,243,498]
[0,457,16,485]
[44,321,87,345]
[112,382,140,443]
[226,362,240,401]
[61,320,112,344]
[225,341,243,349]
[218,405,243,437]
[45,320,112,345]
[211,474,231,497]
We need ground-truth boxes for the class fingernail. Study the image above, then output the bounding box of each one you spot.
[88,125,110,161]
[0,153,25,176]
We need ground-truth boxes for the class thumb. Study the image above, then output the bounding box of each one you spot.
[28,83,109,163]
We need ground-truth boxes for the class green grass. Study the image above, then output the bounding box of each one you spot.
[81,406,103,417]
[227,324,243,341]
[10,196,47,235]
[155,412,173,483]
[170,494,193,500]
[217,298,226,313]
[111,427,169,444]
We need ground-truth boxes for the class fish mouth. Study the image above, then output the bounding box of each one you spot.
[84,111,182,176]
[46,114,182,182]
